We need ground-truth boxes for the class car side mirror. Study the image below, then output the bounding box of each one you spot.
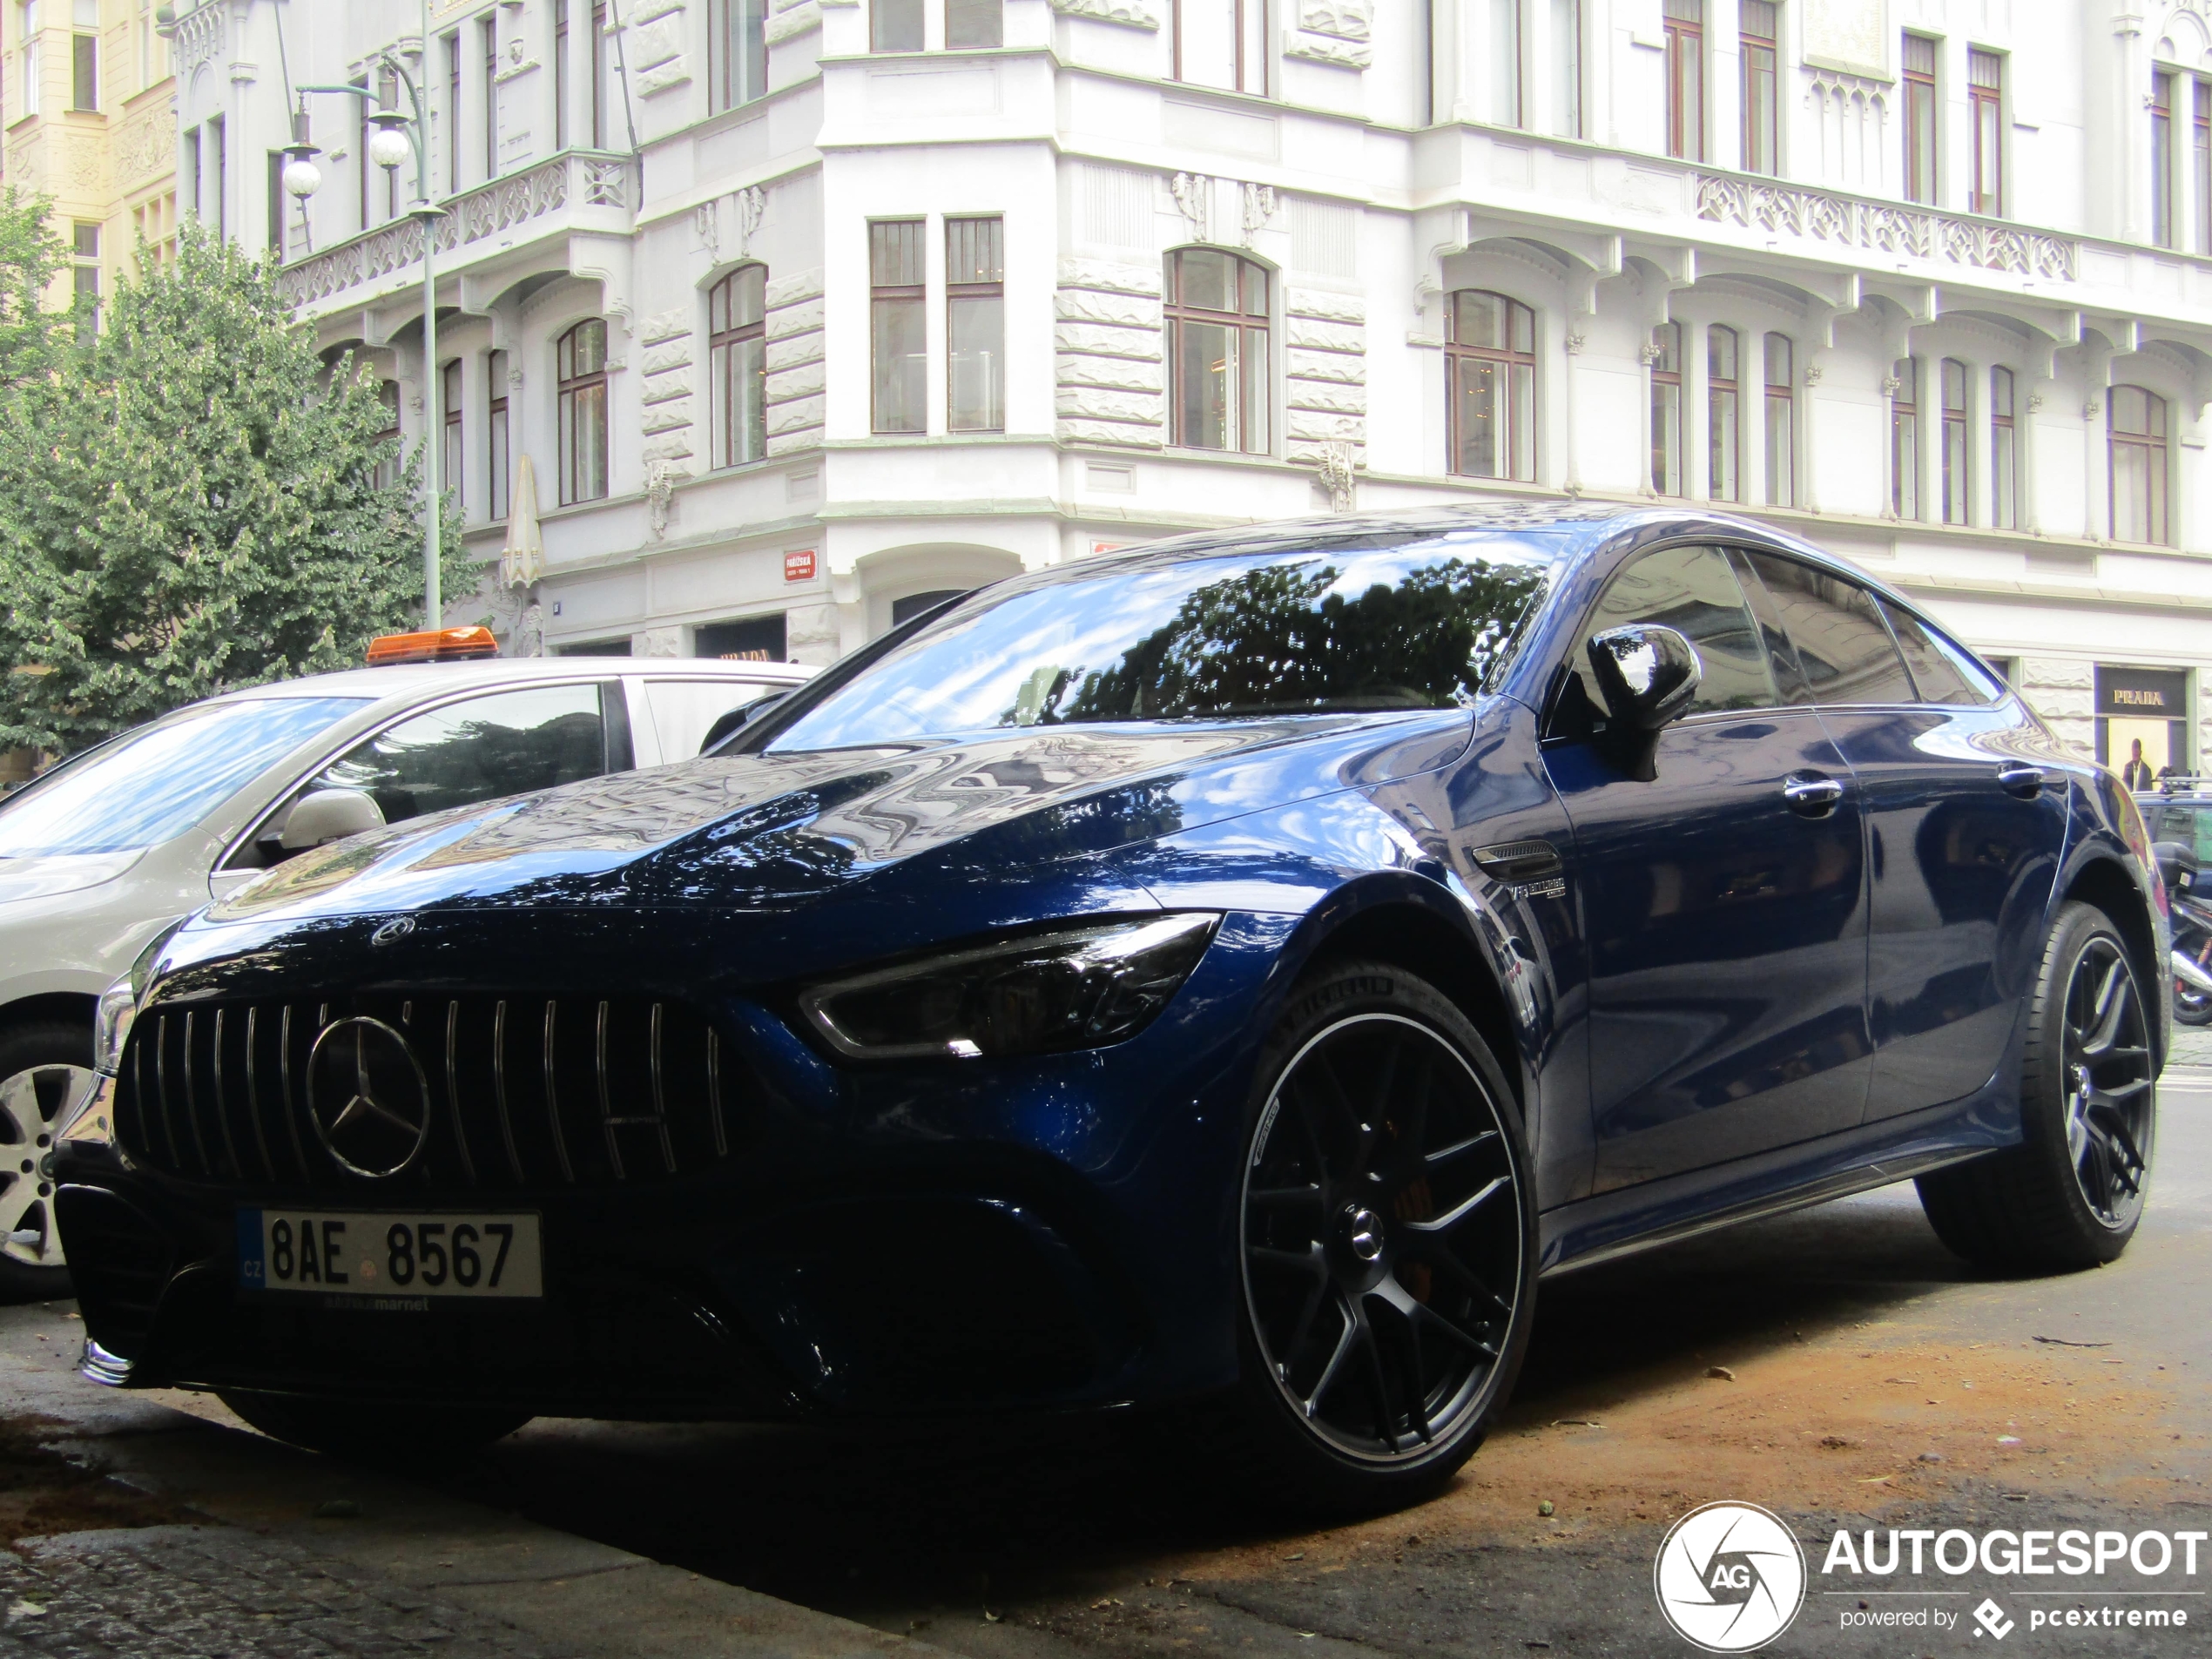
[699,690,790,756]
[1585,624,1702,783]
[279,788,386,852]
[2154,840,2199,897]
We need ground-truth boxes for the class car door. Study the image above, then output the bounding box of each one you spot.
[1741,552,2067,1118]
[1543,543,1871,1194]
[636,677,792,763]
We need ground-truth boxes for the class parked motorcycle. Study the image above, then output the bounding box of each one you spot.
[2155,840,2212,1026]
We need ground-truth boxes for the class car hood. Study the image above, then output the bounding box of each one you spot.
[206,711,1474,924]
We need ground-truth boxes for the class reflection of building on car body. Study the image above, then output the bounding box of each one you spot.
[54,506,2170,1511]
[0,632,813,1293]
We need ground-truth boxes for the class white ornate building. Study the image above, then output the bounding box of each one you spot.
[169,0,2212,772]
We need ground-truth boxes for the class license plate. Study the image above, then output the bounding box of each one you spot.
[237,1210,543,1302]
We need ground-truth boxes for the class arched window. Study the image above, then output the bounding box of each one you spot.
[1989,366,2016,529]
[709,266,767,469]
[2110,386,2169,544]
[1707,324,1739,501]
[556,319,610,505]
[1762,333,1793,506]
[1166,248,1270,454]
[1447,290,1535,482]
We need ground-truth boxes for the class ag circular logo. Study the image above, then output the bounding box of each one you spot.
[1653,1501,1806,1653]
[306,1016,432,1178]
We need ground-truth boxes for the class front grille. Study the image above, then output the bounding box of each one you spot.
[113,994,745,1191]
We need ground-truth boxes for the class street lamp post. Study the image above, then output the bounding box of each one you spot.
[285,0,448,630]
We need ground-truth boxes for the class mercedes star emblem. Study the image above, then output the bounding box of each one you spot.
[306,1016,432,1178]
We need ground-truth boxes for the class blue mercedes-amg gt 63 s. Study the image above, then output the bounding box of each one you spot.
[57,503,2168,1510]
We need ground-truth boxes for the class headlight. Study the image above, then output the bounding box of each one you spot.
[799,913,1219,1060]
[93,920,183,1078]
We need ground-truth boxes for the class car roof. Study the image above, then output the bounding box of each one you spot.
[217,655,816,705]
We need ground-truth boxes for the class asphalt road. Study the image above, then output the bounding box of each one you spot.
[408,1072,2212,1658]
[11,1071,2209,1658]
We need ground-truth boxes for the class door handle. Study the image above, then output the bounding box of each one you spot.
[1997,765,2045,799]
[1783,772,1844,819]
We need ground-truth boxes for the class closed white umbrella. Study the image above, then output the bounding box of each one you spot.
[500,452,545,590]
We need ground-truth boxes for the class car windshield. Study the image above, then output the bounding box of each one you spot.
[768,536,1556,751]
[0,695,370,857]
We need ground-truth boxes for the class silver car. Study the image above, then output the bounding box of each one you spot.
[0,650,814,1294]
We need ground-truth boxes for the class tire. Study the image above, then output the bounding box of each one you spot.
[217,1389,531,1464]
[2174,984,2212,1027]
[1203,960,1538,1518]
[0,1020,93,1303]
[1917,901,2158,1272]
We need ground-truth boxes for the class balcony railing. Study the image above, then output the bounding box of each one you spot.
[1695,172,2078,282]
[278,150,639,310]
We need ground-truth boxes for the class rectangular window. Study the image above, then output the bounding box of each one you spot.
[482,17,500,177]
[442,360,465,511]
[71,220,98,330]
[487,349,511,521]
[709,266,768,467]
[2109,386,2169,545]
[1707,325,1739,502]
[1447,289,1534,481]
[2198,79,2212,255]
[446,31,462,190]
[712,0,766,108]
[1649,322,1682,496]
[210,114,226,240]
[1171,249,1273,455]
[265,151,285,259]
[1663,0,1703,162]
[947,217,1004,433]
[1968,48,2003,215]
[590,3,608,146]
[1891,356,1919,520]
[1989,365,2016,530]
[1763,333,1792,506]
[1550,0,1580,138]
[373,381,401,492]
[1904,34,1937,204]
[1492,0,1522,128]
[556,320,610,506]
[947,0,1001,47]
[870,220,927,435]
[184,126,200,219]
[1940,357,1968,524]
[873,0,921,50]
[353,73,371,229]
[1174,0,1266,96]
[2155,70,2176,247]
[1740,0,1777,175]
[19,2,40,120]
[378,66,401,219]
[70,26,92,110]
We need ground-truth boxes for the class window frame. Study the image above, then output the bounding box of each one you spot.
[371,379,402,493]
[1903,33,1938,205]
[2108,385,2170,546]
[442,358,464,512]
[873,0,923,51]
[947,0,1002,49]
[445,30,463,191]
[1167,247,1273,455]
[1891,356,1920,520]
[1707,322,1740,503]
[1649,321,1683,497]
[711,0,767,110]
[1444,288,1536,483]
[945,216,1005,434]
[1171,0,1268,97]
[1739,0,1777,176]
[1762,332,1793,507]
[487,347,511,522]
[869,219,927,435]
[708,264,770,469]
[1939,357,1969,525]
[2155,68,2177,248]
[480,17,499,179]
[70,21,94,110]
[1968,47,2003,217]
[1663,0,1704,163]
[1989,364,2017,530]
[556,318,611,507]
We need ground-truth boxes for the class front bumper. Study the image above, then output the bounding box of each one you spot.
[54,914,1292,1420]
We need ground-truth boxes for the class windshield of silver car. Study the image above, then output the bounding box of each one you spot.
[0,696,372,858]
[768,537,1556,751]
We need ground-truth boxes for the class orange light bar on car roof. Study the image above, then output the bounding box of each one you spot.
[366,625,501,666]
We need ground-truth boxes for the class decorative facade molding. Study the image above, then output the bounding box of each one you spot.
[172,1,225,71]
[1286,0,1373,67]
[1696,173,2079,280]
[764,267,827,457]
[1055,258,1165,449]
[1049,0,1160,27]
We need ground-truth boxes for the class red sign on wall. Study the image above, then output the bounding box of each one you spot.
[784,549,817,583]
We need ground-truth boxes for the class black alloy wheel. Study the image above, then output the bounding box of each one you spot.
[1218,961,1534,1512]
[2056,934,2156,1229]
[1918,902,2158,1271]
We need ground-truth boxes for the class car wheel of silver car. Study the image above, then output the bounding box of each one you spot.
[1917,901,2157,1271]
[0,1020,91,1301]
[1217,959,1537,1515]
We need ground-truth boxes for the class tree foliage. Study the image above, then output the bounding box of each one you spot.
[0,219,474,754]
[0,188,70,391]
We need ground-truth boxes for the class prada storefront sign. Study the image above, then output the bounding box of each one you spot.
[2096,666,2189,717]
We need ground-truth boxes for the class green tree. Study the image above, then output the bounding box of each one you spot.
[0,221,474,755]
[0,187,70,391]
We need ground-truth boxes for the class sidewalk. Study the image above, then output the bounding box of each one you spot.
[0,1301,934,1659]
[2170,1024,2212,1068]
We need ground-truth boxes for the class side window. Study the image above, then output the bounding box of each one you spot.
[1738,553,1916,706]
[1571,543,1778,720]
[1878,599,2003,705]
[305,684,611,826]
[644,678,781,760]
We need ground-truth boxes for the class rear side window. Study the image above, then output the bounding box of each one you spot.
[305,684,612,826]
[644,678,784,760]
[1573,544,1778,718]
[1878,600,2005,705]
[1739,553,1916,706]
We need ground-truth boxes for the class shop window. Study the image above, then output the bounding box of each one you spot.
[870,220,926,435]
[947,217,1004,433]
[710,265,769,467]
[697,614,787,662]
[2096,666,2189,782]
[1989,366,2016,530]
[1740,0,1777,175]
[1969,48,2003,216]
[1891,357,1920,520]
[2109,386,2169,545]
[1664,0,1703,161]
[1763,333,1792,507]
[1649,321,1683,496]
[556,319,610,506]
[1940,358,1969,525]
[1168,248,1271,455]
[1707,324,1740,502]
[1904,34,1937,205]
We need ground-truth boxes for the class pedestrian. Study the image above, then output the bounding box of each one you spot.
[2121,738,2156,791]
